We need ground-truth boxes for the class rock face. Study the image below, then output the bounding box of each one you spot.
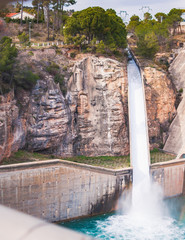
[0,91,25,160]
[0,51,177,162]
[164,49,185,156]
[0,55,129,161]
[61,56,129,156]
[26,78,69,152]
[143,67,176,149]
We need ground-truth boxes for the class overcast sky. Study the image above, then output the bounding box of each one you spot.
[26,0,185,21]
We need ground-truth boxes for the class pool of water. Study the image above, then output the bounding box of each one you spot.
[59,196,185,240]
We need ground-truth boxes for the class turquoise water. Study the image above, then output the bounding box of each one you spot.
[59,196,185,240]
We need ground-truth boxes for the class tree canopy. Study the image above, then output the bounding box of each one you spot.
[127,8,183,58]
[64,7,127,50]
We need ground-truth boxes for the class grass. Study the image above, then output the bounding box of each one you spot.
[62,155,130,169]
[0,149,176,169]
[1,150,56,165]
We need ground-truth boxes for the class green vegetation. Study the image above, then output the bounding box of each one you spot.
[64,7,127,55]
[1,149,175,169]
[54,73,66,95]
[46,62,67,96]
[0,37,18,94]
[13,68,39,90]
[128,8,183,58]
[18,32,30,46]
[1,150,56,165]
[46,62,60,75]
[0,36,39,94]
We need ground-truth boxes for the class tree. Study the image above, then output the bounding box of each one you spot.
[144,12,152,21]
[18,32,29,45]
[155,12,167,23]
[15,1,21,12]
[166,8,182,35]
[135,22,159,58]
[0,8,9,18]
[153,22,169,50]
[64,7,127,49]
[42,0,50,40]
[0,37,17,94]
[58,0,76,35]
[137,31,159,58]
[127,14,140,33]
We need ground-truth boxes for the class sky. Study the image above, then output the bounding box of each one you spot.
[25,0,185,21]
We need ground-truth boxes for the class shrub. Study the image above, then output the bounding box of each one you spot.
[13,69,39,90]
[70,52,76,58]
[28,51,34,56]
[179,88,183,93]
[18,32,29,46]
[54,73,67,96]
[96,40,105,54]
[46,62,60,75]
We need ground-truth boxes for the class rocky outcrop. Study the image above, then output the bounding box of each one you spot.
[0,91,25,160]
[0,54,129,161]
[0,50,177,161]
[164,49,185,156]
[26,77,69,152]
[143,67,176,148]
[61,56,129,156]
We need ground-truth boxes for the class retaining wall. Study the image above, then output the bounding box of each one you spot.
[151,159,185,198]
[0,159,184,222]
[0,160,131,222]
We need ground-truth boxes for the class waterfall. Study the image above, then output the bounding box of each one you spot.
[127,55,152,216]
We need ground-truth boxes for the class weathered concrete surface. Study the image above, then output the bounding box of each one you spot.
[151,159,185,198]
[164,49,185,156]
[0,159,184,222]
[0,160,130,222]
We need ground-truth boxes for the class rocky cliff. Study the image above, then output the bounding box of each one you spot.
[0,49,177,162]
[0,51,129,161]
[164,49,185,156]
[144,67,176,149]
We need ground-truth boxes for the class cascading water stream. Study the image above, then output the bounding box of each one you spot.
[127,54,151,215]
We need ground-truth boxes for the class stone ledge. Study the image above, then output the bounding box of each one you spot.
[150,158,185,169]
[0,159,132,176]
[0,158,184,175]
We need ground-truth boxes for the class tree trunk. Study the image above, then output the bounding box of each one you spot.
[37,1,40,25]
[53,12,56,40]
[47,4,50,40]
[60,4,64,35]
[57,0,59,31]
[20,0,23,26]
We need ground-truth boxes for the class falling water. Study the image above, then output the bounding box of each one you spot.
[127,54,151,210]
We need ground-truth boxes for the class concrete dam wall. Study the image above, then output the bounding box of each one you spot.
[0,159,184,222]
[0,160,130,222]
